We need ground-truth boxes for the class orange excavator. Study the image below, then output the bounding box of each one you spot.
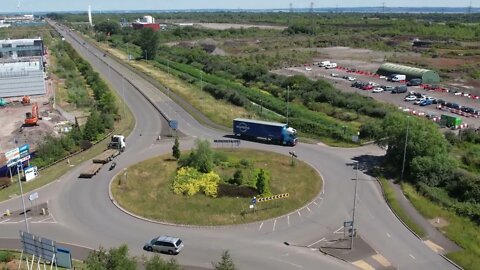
[21,95,30,105]
[24,103,39,126]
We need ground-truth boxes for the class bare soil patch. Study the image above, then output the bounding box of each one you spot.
[193,23,286,30]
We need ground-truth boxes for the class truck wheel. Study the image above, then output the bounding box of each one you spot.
[147,246,153,252]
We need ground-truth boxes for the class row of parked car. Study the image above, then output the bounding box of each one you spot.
[351,81,408,93]
[405,91,480,115]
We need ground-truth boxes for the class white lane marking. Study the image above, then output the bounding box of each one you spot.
[313,201,318,206]
[0,219,11,224]
[270,257,303,269]
[386,233,391,238]
[297,211,301,217]
[306,206,311,213]
[409,254,416,260]
[32,217,54,223]
[258,222,264,231]
[307,237,325,248]
[273,219,277,232]
[287,215,290,226]
[334,226,344,234]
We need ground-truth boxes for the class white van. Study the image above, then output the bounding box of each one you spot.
[391,74,406,82]
[325,63,337,69]
[319,60,331,67]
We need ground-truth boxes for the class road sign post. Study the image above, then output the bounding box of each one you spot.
[251,197,257,214]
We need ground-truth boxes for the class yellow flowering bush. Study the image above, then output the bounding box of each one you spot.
[172,167,219,198]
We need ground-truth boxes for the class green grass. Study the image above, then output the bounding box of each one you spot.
[379,178,426,238]
[0,250,84,269]
[0,87,135,202]
[111,149,322,226]
[402,183,480,270]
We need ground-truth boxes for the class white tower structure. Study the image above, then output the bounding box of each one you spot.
[88,5,93,26]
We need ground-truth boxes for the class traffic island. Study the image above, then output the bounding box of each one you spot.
[319,235,397,270]
[111,147,323,226]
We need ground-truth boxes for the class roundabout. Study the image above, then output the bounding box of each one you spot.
[110,148,322,226]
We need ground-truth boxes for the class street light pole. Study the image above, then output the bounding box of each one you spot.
[401,116,410,182]
[287,86,290,126]
[17,163,29,233]
[350,161,358,249]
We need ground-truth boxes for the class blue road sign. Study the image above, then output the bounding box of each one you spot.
[169,120,178,130]
[252,197,257,204]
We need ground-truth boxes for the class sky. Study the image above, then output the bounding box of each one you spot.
[3,0,478,13]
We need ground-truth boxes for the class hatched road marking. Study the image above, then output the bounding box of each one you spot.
[371,254,392,267]
[307,237,325,248]
[424,240,445,253]
[352,260,375,270]
[258,222,264,231]
[409,254,416,260]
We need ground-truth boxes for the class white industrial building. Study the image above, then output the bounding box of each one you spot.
[0,38,46,98]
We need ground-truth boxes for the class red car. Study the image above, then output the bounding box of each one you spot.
[362,85,374,90]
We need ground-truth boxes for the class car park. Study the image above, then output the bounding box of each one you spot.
[404,95,416,101]
[372,87,384,93]
[144,236,184,255]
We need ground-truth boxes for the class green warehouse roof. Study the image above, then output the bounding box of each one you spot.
[377,62,440,84]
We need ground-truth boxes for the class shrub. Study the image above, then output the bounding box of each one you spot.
[255,169,271,196]
[230,170,243,186]
[172,167,219,198]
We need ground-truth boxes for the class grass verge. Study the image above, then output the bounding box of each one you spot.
[96,42,251,128]
[379,178,426,238]
[402,183,480,270]
[0,250,84,269]
[112,149,322,226]
[0,84,135,202]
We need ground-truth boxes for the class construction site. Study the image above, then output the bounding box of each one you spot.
[0,38,71,169]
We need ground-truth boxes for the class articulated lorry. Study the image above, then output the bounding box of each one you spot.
[233,118,297,146]
[79,134,126,178]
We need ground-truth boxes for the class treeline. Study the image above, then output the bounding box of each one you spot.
[32,40,118,168]
[363,113,480,223]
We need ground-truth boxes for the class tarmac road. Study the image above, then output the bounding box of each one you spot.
[0,21,458,270]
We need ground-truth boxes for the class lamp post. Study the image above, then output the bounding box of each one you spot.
[17,162,29,233]
[286,86,290,126]
[350,161,358,249]
[400,116,410,182]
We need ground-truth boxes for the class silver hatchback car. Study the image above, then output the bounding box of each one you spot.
[144,235,184,255]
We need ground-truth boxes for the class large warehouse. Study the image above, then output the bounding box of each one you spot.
[377,63,440,84]
[0,60,46,98]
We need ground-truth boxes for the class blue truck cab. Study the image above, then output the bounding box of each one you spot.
[233,118,297,146]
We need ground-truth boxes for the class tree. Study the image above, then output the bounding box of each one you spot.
[231,170,243,186]
[144,255,181,270]
[212,250,237,270]
[83,110,102,141]
[85,245,136,270]
[256,169,270,196]
[172,137,181,160]
[94,20,121,35]
[136,28,160,60]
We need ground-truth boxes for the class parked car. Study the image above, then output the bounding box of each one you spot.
[347,76,356,81]
[382,85,395,91]
[404,95,417,101]
[414,98,426,105]
[420,99,433,106]
[331,73,339,77]
[305,67,312,71]
[362,85,374,90]
[391,85,408,94]
[407,78,422,86]
[144,236,184,255]
[373,87,384,93]
[368,82,380,87]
